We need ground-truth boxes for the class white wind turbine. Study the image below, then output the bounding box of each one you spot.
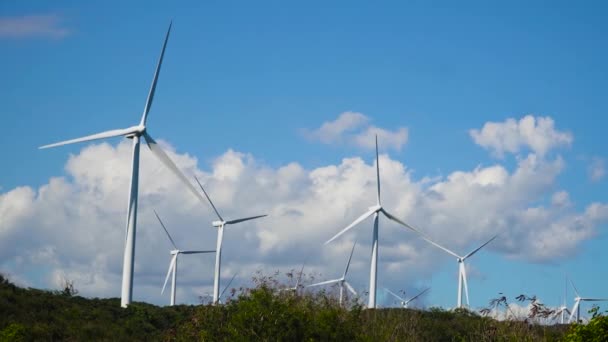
[325,136,421,309]
[307,240,358,306]
[384,287,430,308]
[155,210,214,306]
[554,303,570,324]
[40,23,209,307]
[568,279,608,323]
[194,176,267,305]
[408,232,497,309]
[554,277,570,324]
[280,262,306,294]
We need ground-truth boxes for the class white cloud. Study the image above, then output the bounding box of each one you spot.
[588,157,606,182]
[305,112,409,151]
[469,115,573,158]
[551,191,571,208]
[0,119,606,306]
[0,14,70,39]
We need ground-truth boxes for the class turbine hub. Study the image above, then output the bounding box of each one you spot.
[369,204,382,212]
[125,125,146,139]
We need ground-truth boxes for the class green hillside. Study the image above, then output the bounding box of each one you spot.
[0,274,598,341]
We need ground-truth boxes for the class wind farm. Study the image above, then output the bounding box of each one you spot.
[2,2,608,340]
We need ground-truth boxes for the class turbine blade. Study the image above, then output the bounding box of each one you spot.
[406,287,430,304]
[344,281,357,296]
[143,132,207,204]
[325,208,376,244]
[581,298,608,301]
[180,250,215,254]
[226,214,268,225]
[463,234,498,260]
[383,210,461,259]
[153,209,177,250]
[375,135,381,206]
[161,254,177,294]
[569,278,581,298]
[569,300,580,323]
[306,278,342,288]
[384,288,405,302]
[140,22,172,126]
[342,238,358,278]
[39,127,137,149]
[220,273,237,300]
[194,176,223,221]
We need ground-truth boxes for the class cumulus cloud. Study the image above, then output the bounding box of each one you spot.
[305,112,409,151]
[469,115,572,158]
[0,118,606,307]
[0,14,70,39]
[588,157,606,182]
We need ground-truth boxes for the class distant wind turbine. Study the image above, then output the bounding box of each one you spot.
[281,262,306,294]
[325,136,422,309]
[403,229,497,308]
[155,210,214,306]
[568,279,608,323]
[554,304,570,324]
[40,22,209,307]
[195,176,267,305]
[307,239,358,306]
[384,287,430,308]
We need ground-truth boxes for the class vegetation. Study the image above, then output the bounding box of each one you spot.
[0,273,599,341]
[563,306,608,342]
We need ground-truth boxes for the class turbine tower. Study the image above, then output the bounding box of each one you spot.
[405,231,497,308]
[155,210,214,306]
[307,240,358,306]
[40,23,209,307]
[568,279,608,323]
[325,136,420,308]
[195,177,267,305]
[384,287,430,308]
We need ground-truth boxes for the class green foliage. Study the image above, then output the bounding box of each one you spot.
[0,273,574,341]
[564,307,608,342]
[0,323,28,342]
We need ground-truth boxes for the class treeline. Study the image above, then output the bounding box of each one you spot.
[0,273,602,341]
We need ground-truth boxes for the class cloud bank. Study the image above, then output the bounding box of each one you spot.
[0,115,606,307]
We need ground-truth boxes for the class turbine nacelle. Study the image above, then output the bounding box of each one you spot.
[124,125,146,138]
[170,249,180,255]
[212,220,225,227]
[369,204,382,213]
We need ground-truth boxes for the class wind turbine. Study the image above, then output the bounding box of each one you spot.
[307,239,358,306]
[194,176,267,305]
[40,23,209,307]
[554,304,570,324]
[280,262,306,294]
[155,210,214,306]
[568,279,608,323]
[384,287,430,308]
[324,136,421,309]
[404,231,497,309]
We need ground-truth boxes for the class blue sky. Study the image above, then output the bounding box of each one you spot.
[1,1,607,315]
